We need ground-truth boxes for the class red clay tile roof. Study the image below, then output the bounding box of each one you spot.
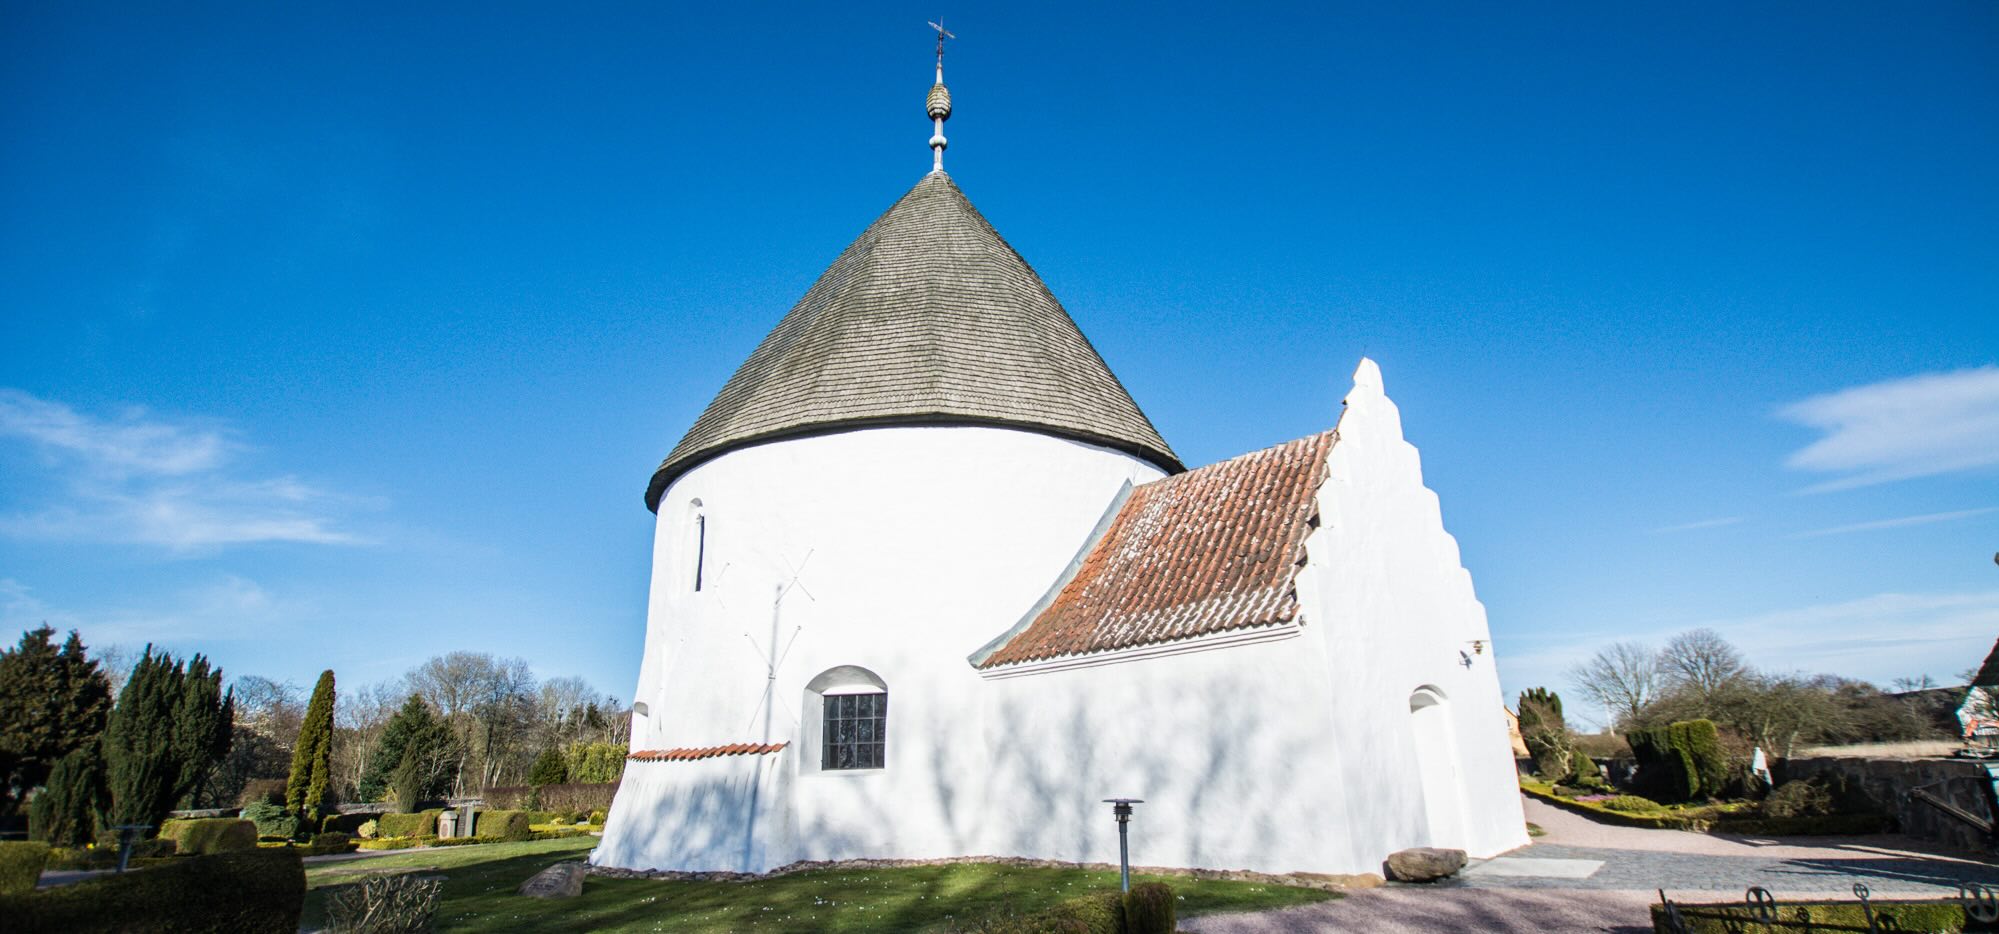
[626,743,788,762]
[976,430,1334,669]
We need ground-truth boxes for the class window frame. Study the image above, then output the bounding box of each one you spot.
[820,690,887,771]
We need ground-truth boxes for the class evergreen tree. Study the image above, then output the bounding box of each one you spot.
[28,738,109,846]
[0,626,114,808]
[360,695,457,805]
[102,646,235,828]
[528,747,567,786]
[1517,687,1573,779]
[285,670,336,829]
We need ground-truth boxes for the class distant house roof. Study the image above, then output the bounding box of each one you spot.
[645,172,1182,510]
[1973,638,1999,687]
[626,743,787,762]
[974,430,1334,669]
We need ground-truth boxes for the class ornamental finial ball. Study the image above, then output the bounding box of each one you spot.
[927,82,952,121]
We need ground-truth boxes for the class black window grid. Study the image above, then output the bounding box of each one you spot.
[822,691,887,770]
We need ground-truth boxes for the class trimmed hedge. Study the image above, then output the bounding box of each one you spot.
[475,809,531,842]
[481,782,618,812]
[0,848,305,933]
[1653,899,1979,933]
[1669,720,1727,799]
[160,817,259,855]
[319,812,375,836]
[376,809,442,839]
[1123,882,1176,934]
[0,841,50,895]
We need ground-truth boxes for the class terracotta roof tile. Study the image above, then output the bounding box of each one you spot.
[977,430,1334,669]
[627,742,789,762]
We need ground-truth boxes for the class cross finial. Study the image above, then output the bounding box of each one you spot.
[925,20,956,174]
[929,19,955,68]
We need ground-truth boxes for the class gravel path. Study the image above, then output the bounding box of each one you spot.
[1183,796,1999,933]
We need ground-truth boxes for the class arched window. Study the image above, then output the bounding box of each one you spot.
[805,666,887,772]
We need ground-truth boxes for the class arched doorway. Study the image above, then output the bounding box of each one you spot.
[1408,686,1467,847]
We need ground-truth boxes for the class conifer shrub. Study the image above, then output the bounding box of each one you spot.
[1668,720,1727,800]
[588,808,607,825]
[1122,882,1176,934]
[356,819,379,840]
[528,748,568,786]
[285,671,337,831]
[28,740,108,846]
[0,848,304,932]
[161,817,258,855]
[242,801,299,840]
[0,841,50,895]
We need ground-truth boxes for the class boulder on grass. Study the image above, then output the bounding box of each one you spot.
[1384,847,1467,883]
[519,860,587,898]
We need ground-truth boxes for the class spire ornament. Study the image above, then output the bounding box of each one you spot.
[927,19,955,173]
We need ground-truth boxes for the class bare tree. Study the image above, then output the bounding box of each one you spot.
[1659,628,1747,708]
[1567,642,1660,730]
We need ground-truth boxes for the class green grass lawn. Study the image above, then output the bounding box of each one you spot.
[303,837,1337,932]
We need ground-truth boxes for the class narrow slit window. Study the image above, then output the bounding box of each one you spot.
[822,691,887,770]
[693,513,706,592]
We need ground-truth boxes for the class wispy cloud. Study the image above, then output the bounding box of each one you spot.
[1651,516,1743,534]
[0,575,309,649]
[1778,365,1999,492]
[1794,507,1998,539]
[0,390,374,551]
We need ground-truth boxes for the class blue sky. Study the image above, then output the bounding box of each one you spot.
[2,2,1994,726]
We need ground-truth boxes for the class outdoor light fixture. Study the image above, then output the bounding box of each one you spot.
[111,824,150,873]
[1102,798,1144,892]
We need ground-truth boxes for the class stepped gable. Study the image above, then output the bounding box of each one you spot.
[976,430,1335,669]
[646,172,1181,509]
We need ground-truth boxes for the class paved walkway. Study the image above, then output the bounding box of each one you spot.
[1184,796,1999,933]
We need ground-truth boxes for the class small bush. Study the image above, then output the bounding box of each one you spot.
[0,841,51,895]
[0,848,305,933]
[375,810,441,839]
[162,817,258,855]
[357,819,379,840]
[326,872,443,934]
[474,809,531,842]
[587,809,607,825]
[1602,795,1662,813]
[1763,779,1834,819]
[242,801,299,840]
[1122,882,1175,934]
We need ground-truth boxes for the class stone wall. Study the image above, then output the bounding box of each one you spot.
[1778,755,1998,853]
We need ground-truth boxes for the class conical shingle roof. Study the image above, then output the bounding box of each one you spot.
[646,173,1181,509]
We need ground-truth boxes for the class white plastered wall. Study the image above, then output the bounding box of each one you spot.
[1296,358,1529,865]
[593,425,1167,871]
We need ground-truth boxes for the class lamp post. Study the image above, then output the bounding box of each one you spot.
[1102,798,1143,892]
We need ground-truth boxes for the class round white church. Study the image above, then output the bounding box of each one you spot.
[593,56,1527,878]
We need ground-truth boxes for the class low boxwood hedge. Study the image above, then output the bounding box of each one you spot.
[376,809,442,839]
[474,809,531,842]
[1123,882,1176,934]
[160,817,259,855]
[0,841,50,895]
[1654,899,1985,933]
[0,848,304,933]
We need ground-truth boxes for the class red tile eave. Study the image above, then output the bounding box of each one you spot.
[627,742,789,762]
